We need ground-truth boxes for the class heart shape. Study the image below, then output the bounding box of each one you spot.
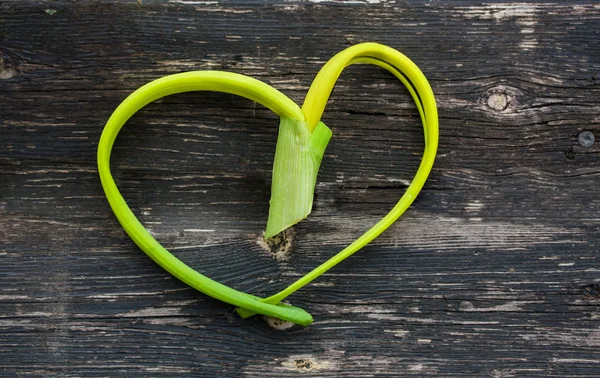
[97,43,438,326]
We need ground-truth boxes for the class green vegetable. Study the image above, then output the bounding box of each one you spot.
[97,42,439,326]
[266,118,331,239]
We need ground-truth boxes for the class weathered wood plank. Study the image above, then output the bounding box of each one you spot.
[1,1,599,376]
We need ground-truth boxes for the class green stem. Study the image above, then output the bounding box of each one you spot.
[98,71,313,326]
[237,43,439,320]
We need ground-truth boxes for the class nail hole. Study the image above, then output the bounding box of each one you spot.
[578,131,595,148]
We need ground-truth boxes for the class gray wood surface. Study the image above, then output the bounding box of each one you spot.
[1,0,600,376]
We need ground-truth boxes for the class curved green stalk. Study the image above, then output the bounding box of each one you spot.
[98,71,312,325]
[236,43,439,319]
[98,43,439,326]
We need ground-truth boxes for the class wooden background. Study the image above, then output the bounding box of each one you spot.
[2,0,599,376]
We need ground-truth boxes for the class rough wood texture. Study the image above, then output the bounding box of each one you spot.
[2,1,600,376]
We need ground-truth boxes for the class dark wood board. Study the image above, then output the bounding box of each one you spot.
[1,0,599,376]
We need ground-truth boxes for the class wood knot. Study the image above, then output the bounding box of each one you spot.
[257,229,293,261]
[482,86,520,113]
[487,93,509,111]
[264,315,294,331]
[294,358,315,371]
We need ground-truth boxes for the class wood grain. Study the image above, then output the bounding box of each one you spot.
[1,1,599,376]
